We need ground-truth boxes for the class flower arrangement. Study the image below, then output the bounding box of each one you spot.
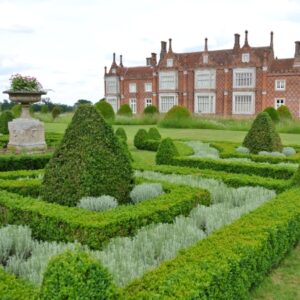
[9,74,43,92]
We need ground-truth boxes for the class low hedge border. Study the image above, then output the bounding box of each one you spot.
[0,267,37,300]
[0,169,43,180]
[122,187,300,299]
[168,156,294,179]
[133,163,290,193]
[0,178,41,197]
[0,180,210,250]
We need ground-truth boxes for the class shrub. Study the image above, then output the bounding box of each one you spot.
[148,127,161,140]
[40,105,48,114]
[130,183,164,204]
[143,105,158,115]
[39,250,117,300]
[117,136,133,161]
[283,147,296,156]
[263,106,280,123]
[41,105,134,206]
[95,100,115,121]
[51,106,60,120]
[0,111,14,134]
[164,105,191,120]
[243,112,282,154]
[11,104,21,118]
[77,195,118,212]
[117,104,132,117]
[236,146,250,154]
[156,138,179,165]
[134,129,148,149]
[277,105,293,120]
[115,127,127,142]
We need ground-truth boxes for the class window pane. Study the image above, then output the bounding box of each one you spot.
[160,96,175,112]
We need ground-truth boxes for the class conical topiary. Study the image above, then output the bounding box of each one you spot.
[243,112,282,154]
[148,127,161,140]
[263,107,280,123]
[156,138,179,165]
[95,100,115,121]
[134,129,148,150]
[115,127,127,142]
[41,105,133,206]
[117,104,132,117]
[277,105,293,121]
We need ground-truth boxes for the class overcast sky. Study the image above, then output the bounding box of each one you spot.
[0,0,300,105]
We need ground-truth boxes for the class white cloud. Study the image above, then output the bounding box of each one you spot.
[0,0,299,105]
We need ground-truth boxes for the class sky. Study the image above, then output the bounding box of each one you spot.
[0,0,300,105]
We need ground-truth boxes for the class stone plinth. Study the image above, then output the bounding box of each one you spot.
[8,118,47,152]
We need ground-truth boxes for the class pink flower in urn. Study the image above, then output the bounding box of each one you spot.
[9,74,43,92]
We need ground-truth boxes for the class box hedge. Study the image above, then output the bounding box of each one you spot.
[156,138,179,165]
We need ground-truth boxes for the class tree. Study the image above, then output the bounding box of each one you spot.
[41,105,134,206]
[74,99,93,108]
[41,105,49,114]
[52,106,61,119]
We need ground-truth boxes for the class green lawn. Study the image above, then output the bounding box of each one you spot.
[251,243,300,300]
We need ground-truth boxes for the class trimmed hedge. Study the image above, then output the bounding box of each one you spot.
[0,169,43,180]
[263,106,280,123]
[143,105,158,115]
[122,187,300,299]
[0,178,41,197]
[117,104,133,117]
[164,105,191,119]
[95,100,115,120]
[0,181,210,250]
[0,110,14,134]
[115,127,127,142]
[40,250,117,300]
[0,153,52,171]
[156,138,179,165]
[134,129,160,151]
[0,267,37,300]
[277,105,293,120]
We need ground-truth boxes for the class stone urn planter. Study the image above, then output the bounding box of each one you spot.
[3,90,47,152]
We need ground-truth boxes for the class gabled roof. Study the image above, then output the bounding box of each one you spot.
[123,66,153,79]
[269,58,295,72]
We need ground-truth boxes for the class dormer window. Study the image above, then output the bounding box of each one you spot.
[242,53,250,63]
[203,54,208,64]
[112,68,116,74]
[167,58,173,67]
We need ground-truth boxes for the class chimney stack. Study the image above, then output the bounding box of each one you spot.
[160,41,167,61]
[151,52,157,66]
[293,41,300,68]
[119,55,123,67]
[270,31,274,49]
[243,30,249,47]
[233,33,240,51]
[168,38,173,53]
[204,38,208,52]
[104,66,107,75]
[113,52,116,64]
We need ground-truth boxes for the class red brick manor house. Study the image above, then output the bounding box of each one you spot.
[104,31,300,117]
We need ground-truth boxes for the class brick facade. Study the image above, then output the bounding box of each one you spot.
[104,31,300,118]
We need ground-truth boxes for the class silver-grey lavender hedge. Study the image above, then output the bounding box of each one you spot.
[185,141,219,158]
[130,183,164,204]
[77,195,118,211]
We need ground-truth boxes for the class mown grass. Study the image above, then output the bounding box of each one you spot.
[251,243,300,300]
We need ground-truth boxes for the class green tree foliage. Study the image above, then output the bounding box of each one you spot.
[41,105,133,206]
[134,129,148,149]
[39,250,117,300]
[277,105,293,121]
[148,127,161,140]
[115,127,127,142]
[143,105,158,115]
[11,104,21,118]
[41,105,49,114]
[0,111,14,134]
[156,138,179,165]
[117,104,133,117]
[243,112,282,154]
[95,100,115,121]
[51,106,61,119]
[74,99,93,107]
[263,107,280,123]
[164,105,191,120]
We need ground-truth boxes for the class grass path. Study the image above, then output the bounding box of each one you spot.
[251,243,300,300]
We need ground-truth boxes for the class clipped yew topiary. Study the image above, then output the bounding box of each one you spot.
[117,104,133,117]
[41,105,133,206]
[277,105,293,121]
[143,105,158,115]
[95,100,115,120]
[156,138,179,165]
[134,129,148,149]
[243,112,282,154]
[0,111,14,134]
[164,105,191,120]
[115,127,127,142]
[263,107,280,123]
[40,250,117,300]
[148,127,161,140]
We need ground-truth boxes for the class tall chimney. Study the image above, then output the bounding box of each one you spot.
[113,52,116,64]
[160,41,167,60]
[204,38,208,52]
[104,66,107,75]
[168,38,173,53]
[233,33,240,51]
[151,52,157,66]
[119,55,123,67]
[293,41,300,68]
[270,31,274,49]
[243,30,249,47]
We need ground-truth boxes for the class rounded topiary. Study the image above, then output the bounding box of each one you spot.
[263,107,280,123]
[95,100,115,120]
[134,129,148,149]
[143,105,158,115]
[117,104,133,117]
[41,105,134,206]
[115,127,127,142]
[243,112,283,154]
[277,105,293,121]
[164,105,191,120]
[148,127,161,140]
[0,111,14,134]
[156,138,179,165]
[39,250,117,300]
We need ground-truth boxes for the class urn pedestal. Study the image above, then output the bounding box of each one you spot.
[3,90,47,153]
